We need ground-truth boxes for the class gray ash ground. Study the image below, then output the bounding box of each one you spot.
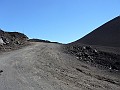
[63,44,120,71]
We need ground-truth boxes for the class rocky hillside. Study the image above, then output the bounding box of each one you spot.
[0,29,29,51]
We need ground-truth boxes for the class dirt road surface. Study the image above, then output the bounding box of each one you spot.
[0,42,120,90]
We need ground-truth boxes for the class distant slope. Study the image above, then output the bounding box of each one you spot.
[72,16,120,47]
[28,38,61,44]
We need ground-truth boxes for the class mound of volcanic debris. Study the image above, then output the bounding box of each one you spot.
[64,44,120,71]
[0,29,29,52]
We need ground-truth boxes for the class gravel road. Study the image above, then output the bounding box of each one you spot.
[0,42,120,90]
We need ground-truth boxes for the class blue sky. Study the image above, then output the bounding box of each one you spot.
[0,0,120,43]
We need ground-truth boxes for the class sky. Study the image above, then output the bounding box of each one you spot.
[0,0,120,43]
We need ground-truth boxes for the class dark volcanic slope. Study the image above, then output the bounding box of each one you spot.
[73,16,120,47]
[65,16,120,71]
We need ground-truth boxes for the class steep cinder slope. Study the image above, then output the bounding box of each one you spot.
[65,16,120,75]
[73,16,120,47]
